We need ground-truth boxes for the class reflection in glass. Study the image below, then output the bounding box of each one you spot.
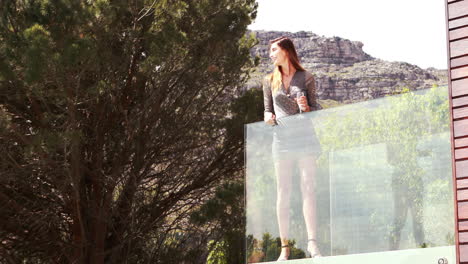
[246,87,454,262]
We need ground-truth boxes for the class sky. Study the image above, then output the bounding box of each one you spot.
[248,0,448,69]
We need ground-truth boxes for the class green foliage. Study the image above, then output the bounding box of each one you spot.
[316,86,449,154]
[191,181,246,264]
[316,86,453,250]
[317,99,343,109]
[247,233,305,262]
[23,24,53,83]
[207,240,228,264]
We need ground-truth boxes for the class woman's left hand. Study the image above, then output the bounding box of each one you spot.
[296,96,310,112]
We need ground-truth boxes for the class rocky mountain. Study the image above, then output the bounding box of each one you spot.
[248,30,448,104]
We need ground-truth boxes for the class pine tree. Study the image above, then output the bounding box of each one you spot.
[0,0,257,263]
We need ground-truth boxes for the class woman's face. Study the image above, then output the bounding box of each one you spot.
[270,42,288,66]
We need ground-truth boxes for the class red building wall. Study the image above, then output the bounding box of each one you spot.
[447,0,468,263]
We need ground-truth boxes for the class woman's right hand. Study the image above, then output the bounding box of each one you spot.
[264,112,276,126]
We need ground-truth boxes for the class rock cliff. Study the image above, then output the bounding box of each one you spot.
[249,30,447,104]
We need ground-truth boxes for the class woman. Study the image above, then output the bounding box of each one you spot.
[263,36,321,260]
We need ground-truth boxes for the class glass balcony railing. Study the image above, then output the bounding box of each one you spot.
[245,87,455,263]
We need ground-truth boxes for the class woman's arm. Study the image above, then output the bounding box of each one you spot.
[305,72,318,111]
[263,77,274,113]
[263,77,276,124]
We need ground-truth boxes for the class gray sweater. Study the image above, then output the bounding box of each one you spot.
[263,70,318,119]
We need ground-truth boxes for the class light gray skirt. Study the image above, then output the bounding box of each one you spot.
[272,116,321,161]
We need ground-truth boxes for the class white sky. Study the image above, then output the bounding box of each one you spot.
[248,0,448,69]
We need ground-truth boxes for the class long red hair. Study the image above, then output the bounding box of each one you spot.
[269,37,305,93]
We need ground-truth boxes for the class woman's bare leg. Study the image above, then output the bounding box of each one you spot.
[298,155,321,257]
[275,159,294,260]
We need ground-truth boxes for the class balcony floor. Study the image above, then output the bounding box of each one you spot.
[256,246,455,264]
